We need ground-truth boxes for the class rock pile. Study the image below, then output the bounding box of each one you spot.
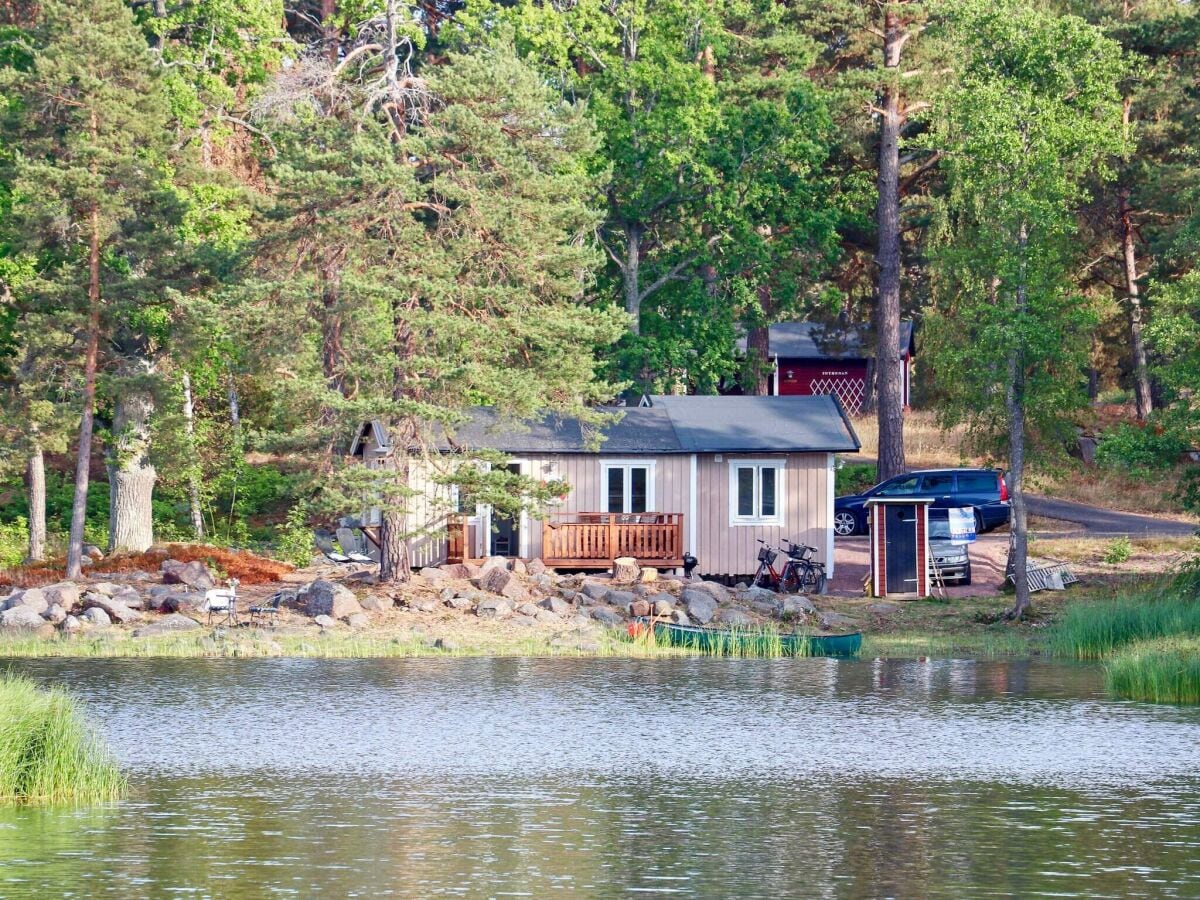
[0,548,860,641]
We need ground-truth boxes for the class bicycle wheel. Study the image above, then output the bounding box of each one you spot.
[803,567,827,595]
[751,565,773,590]
[779,565,802,594]
[799,565,827,595]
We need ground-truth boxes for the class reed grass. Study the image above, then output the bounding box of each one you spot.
[1105,638,1200,704]
[1048,589,1200,659]
[0,674,125,804]
[622,621,817,658]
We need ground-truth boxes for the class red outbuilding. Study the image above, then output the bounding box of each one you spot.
[741,321,915,414]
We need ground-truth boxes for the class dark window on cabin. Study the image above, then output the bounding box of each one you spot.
[737,467,755,517]
[607,467,625,514]
[630,467,648,513]
[761,467,776,517]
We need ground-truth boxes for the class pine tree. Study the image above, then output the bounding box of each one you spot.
[0,0,195,572]
[254,24,623,582]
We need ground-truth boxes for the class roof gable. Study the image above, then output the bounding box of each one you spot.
[736,320,915,360]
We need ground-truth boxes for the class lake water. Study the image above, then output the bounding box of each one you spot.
[2,657,1200,897]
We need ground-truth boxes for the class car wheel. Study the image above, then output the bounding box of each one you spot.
[961,562,972,586]
[834,511,859,537]
[974,509,985,535]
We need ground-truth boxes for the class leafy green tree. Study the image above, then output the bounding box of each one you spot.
[923,0,1126,618]
[1144,272,1200,511]
[0,0,200,572]
[458,0,844,394]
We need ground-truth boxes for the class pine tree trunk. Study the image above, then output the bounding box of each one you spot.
[863,358,878,413]
[66,192,102,581]
[1006,222,1032,621]
[318,256,348,463]
[108,384,157,554]
[1006,353,1030,620]
[875,6,907,482]
[1118,186,1153,420]
[379,295,419,584]
[378,467,412,584]
[624,223,642,335]
[746,326,772,395]
[746,285,776,395]
[26,434,45,563]
[321,0,339,63]
[182,372,205,539]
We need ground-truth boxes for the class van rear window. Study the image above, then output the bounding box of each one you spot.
[957,473,997,492]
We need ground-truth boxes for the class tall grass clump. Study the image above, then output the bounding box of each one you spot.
[623,620,809,658]
[1049,587,1200,659]
[0,674,125,804]
[1105,638,1200,704]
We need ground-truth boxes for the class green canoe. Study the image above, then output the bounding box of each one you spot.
[633,617,862,658]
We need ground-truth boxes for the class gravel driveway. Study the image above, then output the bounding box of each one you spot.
[830,534,1012,598]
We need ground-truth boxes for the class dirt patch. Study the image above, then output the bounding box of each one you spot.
[1,544,293,589]
[93,545,293,584]
[0,566,66,589]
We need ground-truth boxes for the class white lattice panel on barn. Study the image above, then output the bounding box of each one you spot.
[808,377,865,413]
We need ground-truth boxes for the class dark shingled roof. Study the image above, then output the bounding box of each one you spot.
[736,320,915,360]
[442,406,681,454]
[402,395,860,455]
[649,395,860,453]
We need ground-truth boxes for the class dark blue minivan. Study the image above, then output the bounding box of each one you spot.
[833,468,1010,537]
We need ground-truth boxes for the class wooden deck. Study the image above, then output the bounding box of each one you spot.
[442,512,684,569]
[540,512,684,569]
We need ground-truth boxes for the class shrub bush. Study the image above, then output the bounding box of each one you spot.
[1095,419,1190,472]
[1103,536,1133,565]
[836,462,877,496]
[0,518,28,569]
[272,503,314,568]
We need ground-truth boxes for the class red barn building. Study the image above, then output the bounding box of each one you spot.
[739,321,915,414]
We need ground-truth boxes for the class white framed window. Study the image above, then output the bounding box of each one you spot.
[728,459,785,525]
[601,460,655,514]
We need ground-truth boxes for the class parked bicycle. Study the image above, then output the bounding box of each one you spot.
[750,539,827,595]
[783,540,827,595]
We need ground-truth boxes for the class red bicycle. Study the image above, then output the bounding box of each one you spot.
[751,539,827,594]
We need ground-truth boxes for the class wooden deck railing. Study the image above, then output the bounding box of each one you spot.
[447,515,467,564]
[541,512,684,568]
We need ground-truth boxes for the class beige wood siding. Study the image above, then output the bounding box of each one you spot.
[514,454,690,560]
[358,430,455,567]
[694,452,830,578]
[357,435,834,575]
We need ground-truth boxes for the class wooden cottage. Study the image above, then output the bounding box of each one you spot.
[736,321,915,414]
[350,394,860,580]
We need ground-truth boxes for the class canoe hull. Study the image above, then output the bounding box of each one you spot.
[634,618,862,658]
